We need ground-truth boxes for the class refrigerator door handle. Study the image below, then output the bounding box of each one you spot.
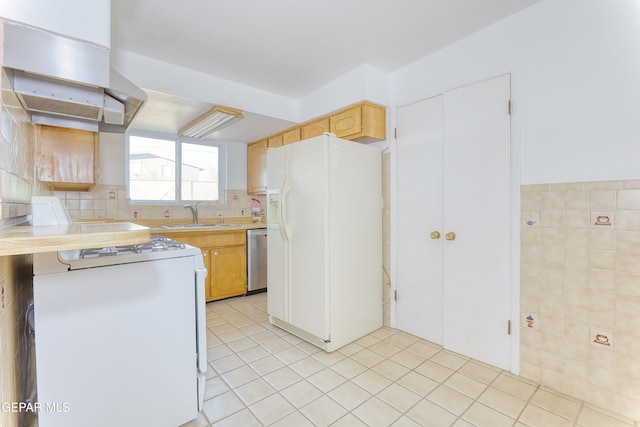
[280,176,291,242]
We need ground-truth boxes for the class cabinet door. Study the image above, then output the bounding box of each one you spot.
[329,106,362,139]
[201,249,213,301]
[210,245,247,300]
[36,124,98,191]
[268,134,283,148]
[282,128,301,145]
[247,140,267,194]
[301,118,329,139]
[330,103,386,142]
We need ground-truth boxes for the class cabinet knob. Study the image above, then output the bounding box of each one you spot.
[445,232,456,241]
[213,251,218,256]
[430,231,441,239]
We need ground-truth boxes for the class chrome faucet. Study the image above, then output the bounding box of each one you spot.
[184,204,199,224]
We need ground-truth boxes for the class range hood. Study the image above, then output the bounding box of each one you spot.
[2,21,146,133]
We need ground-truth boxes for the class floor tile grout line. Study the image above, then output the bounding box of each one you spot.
[572,400,585,427]
[513,383,541,426]
[203,294,639,427]
[209,318,432,425]
[210,310,477,425]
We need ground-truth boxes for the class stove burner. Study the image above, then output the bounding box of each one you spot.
[78,236,187,259]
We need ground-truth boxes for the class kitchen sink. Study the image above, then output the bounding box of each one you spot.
[159,223,241,230]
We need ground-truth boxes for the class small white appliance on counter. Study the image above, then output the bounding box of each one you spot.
[266,133,382,352]
[31,197,207,427]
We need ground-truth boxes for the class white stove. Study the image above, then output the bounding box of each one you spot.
[31,197,208,427]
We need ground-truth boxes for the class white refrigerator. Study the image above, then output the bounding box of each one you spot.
[266,133,382,352]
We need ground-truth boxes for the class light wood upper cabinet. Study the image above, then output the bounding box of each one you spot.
[267,134,283,148]
[282,128,301,145]
[330,102,386,142]
[302,118,329,140]
[36,124,98,191]
[246,101,386,195]
[247,139,268,195]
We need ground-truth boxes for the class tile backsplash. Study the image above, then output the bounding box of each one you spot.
[53,186,265,221]
[521,179,640,420]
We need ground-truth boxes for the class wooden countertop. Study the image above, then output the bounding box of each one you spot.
[0,222,150,257]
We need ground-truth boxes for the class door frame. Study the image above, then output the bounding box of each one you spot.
[390,72,522,374]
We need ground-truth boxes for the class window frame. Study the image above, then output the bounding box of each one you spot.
[125,131,226,205]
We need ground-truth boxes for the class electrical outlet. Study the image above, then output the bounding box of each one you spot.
[233,194,239,200]
[217,210,223,217]
[241,209,245,216]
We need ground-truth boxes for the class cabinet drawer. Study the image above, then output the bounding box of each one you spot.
[175,232,245,248]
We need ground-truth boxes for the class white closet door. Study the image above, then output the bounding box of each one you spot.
[396,95,444,344]
[442,74,511,369]
[395,74,512,370]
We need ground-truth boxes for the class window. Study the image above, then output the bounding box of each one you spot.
[126,134,224,203]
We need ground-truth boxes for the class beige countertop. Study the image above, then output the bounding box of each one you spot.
[0,222,150,257]
[0,216,267,257]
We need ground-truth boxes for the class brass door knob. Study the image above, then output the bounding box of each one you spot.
[445,232,456,241]
[430,231,441,239]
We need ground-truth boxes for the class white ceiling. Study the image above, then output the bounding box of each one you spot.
[111,0,540,142]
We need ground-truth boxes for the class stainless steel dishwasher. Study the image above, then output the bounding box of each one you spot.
[247,228,267,293]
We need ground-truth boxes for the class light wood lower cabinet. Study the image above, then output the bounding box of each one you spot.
[205,245,247,300]
[161,231,247,302]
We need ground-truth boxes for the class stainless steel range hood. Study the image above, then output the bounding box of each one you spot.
[2,21,146,133]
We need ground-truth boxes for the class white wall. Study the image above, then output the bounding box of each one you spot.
[111,50,299,123]
[98,133,125,186]
[112,52,392,128]
[391,0,640,185]
[226,141,247,190]
[0,0,110,47]
[299,64,390,121]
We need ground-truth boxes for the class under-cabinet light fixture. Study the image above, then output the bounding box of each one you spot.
[179,105,244,139]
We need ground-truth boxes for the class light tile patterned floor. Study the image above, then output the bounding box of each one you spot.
[183,293,637,427]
